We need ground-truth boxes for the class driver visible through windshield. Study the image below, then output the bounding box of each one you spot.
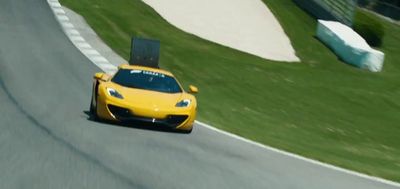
[112,69,182,93]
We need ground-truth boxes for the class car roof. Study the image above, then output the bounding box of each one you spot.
[118,64,174,77]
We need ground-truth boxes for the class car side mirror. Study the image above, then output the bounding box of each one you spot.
[188,85,198,94]
[94,72,107,81]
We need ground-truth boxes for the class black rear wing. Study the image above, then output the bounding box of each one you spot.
[129,37,160,68]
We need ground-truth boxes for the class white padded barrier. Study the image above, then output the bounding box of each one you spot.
[316,20,385,72]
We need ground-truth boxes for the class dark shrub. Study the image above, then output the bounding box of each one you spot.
[353,10,385,47]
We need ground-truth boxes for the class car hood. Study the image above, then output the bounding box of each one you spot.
[113,85,184,109]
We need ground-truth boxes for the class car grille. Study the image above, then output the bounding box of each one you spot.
[107,104,188,128]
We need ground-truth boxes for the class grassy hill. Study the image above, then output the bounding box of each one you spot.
[60,0,400,182]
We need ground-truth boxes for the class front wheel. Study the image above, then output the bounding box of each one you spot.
[179,127,193,134]
[89,90,99,121]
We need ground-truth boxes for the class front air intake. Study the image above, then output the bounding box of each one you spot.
[166,115,188,126]
[107,105,131,118]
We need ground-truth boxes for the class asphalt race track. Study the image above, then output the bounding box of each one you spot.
[0,0,398,188]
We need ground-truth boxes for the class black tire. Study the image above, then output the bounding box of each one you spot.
[89,83,99,121]
[179,127,193,134]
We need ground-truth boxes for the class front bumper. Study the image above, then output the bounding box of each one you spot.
[107,104,189,128]
[96,94,196,130]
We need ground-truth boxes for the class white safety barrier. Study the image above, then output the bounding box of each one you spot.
[316,20,385,72]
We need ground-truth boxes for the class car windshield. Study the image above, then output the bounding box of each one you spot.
[111,69,182,93]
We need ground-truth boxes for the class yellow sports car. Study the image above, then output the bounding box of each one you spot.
[90,64,198,133]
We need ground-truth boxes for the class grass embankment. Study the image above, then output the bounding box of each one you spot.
[60,0,400,182]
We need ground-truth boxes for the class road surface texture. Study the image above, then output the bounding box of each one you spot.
[0,0,398,188]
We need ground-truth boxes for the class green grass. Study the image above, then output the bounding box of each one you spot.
[60,0,400,182]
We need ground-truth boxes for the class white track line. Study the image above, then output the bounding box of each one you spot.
[47,0,400,187]
[197,121,400,187]
[47,0,117,74]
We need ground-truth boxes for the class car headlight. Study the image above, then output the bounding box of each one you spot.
[176,99,191,107]
[107,88,123,99]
